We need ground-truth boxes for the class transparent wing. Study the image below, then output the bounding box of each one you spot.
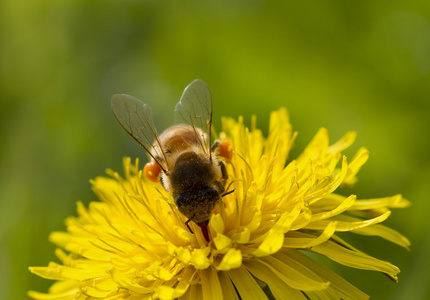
[111,94,168,172]
[174,79,213,158]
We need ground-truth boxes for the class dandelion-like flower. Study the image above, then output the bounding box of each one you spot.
[29,108,410,299]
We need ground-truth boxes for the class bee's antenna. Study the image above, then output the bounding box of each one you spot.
[221,189,235,197]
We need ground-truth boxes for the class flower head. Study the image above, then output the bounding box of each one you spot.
[29,108,410,299]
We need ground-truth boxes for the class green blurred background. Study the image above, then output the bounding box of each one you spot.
[1,1,429,299]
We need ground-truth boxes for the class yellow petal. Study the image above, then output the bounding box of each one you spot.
[251,227,284,257]
[28,289,80,300]
[49,232,72,249]
[311,237,400,280]
[200,267,223,300]
[259,255,330,291]
[210,213,225,233]
[350,194,411,210]
[218,271,240,300]
[156,281,189,300]
[216,248,242,271]
[284,222,337,248]
[182,284,203,300]
[245,259,308,299]
[306,211,391,231]
[157,268,196,299]
[285,251,369,300]
[80,284,114,298]
[169,244,191,264]
[213,233,232,252]
[305,156,349,204]
[190,248,212,269]
[228,266,269,300]
[48,279,79,294]
[237,227,251,243]
[252,205,302,256]
[343,147,369,185]
[310,195,356,222]
[297,128,329,167]
[334,215,410,249]
[246,211,262,232]
[29,263,106,281]
[327,131,357,154]
[108,268,153,294]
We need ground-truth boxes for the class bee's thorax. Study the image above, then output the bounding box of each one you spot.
[169,151,217,194]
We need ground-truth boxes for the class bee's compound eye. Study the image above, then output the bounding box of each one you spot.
[201,187,219,199]
[176,192,188,206]
[144,161,162,182]
[219,141,233,160]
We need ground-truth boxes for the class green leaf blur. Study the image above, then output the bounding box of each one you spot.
[1,1,429,299]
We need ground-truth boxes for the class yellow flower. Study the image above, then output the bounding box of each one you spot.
[29,108,410,299]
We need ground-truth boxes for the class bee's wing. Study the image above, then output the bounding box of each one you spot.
[174,79,213,159]
[111,94,169,172]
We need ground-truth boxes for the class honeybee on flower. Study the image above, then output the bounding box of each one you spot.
[111,79,233,241]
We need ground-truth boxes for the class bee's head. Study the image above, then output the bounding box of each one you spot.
[175,187,220,223]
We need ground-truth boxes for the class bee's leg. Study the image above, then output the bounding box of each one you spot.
[185,217,194,234]
[211,140,221,153]
[213,181,225,194]
[213,161,228,194]
[219,161,228,180]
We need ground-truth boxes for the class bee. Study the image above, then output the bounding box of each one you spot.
[111,79,233,241]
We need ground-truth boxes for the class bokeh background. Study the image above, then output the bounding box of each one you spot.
[1,1,429,299]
